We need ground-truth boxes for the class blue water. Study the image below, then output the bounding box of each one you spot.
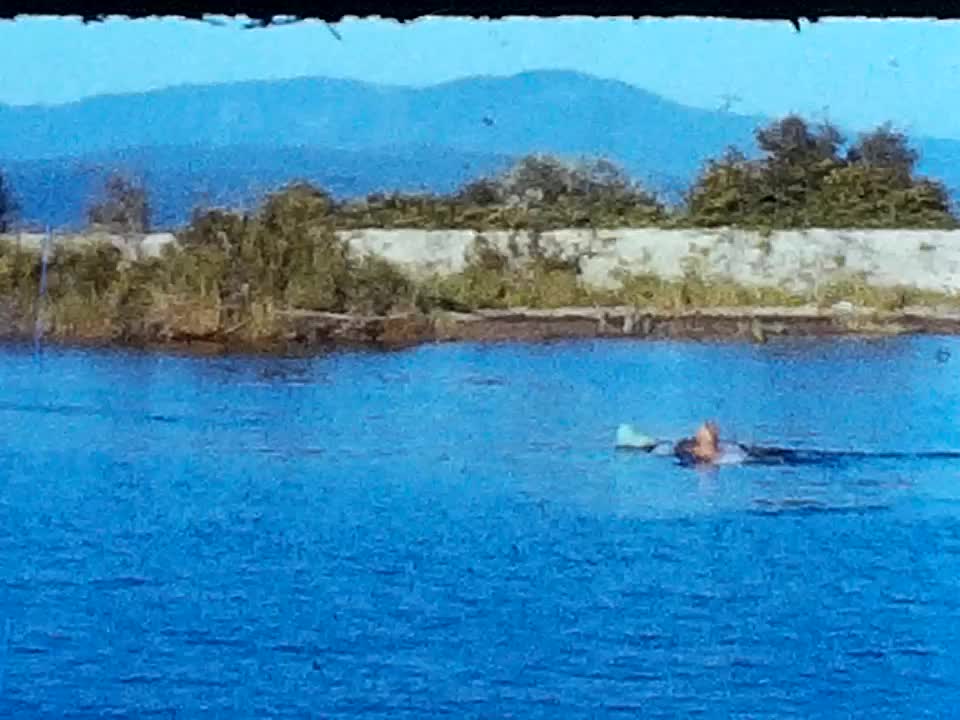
[3,336,960,718]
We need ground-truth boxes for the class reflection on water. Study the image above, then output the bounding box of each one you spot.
[2,336,960,716]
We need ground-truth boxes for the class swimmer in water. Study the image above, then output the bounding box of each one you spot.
[623,420,955,468]
[674,421,726,464]
[619,421,787,466]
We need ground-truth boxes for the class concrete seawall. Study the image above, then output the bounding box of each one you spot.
[4,227,960,294]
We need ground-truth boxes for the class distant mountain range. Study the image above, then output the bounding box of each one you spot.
[2,70,959,229]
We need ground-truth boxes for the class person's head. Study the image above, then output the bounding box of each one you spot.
[693,421,720,458]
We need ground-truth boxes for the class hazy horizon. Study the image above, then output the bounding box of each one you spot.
[0,16,957,139]
[1,66,950,146]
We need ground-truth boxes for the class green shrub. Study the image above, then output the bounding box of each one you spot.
[347,255,415,315]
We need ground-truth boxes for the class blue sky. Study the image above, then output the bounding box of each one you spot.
[0,16,957,138]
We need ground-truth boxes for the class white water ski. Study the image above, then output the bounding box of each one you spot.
[615,424,659,450]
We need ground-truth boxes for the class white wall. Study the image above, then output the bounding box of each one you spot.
[5,228,960,294]
[344,228,960,294]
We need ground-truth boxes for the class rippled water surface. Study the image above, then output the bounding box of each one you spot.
[3,336,960,718]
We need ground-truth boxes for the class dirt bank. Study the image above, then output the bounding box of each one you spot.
[115,305,960,354]
[282,303,960,349]
[9,304,960,356]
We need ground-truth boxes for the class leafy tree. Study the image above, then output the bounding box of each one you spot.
[487,154,646,207]
[179,207,248,253]
[570,157,636,199]
[685,148,767,227]
[810,123,954,228]
[220,182,355,310]
[453,154,665,228]
[846,123,918,185]
[258,182,334,230]
[455,177,502,206]
[812,165,955,229]
[752,115,845,225]
[755,115,844,169]
[686,114,957,229]
[173,207,251,301]
[496,154,576,205]
[87,173,151,234]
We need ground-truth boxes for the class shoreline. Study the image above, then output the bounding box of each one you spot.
[10,304,960,356]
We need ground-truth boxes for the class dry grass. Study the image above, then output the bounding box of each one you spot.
[4,234,960,347]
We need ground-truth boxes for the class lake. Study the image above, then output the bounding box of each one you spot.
[2,336,960,718]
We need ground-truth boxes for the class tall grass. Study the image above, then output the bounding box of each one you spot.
[3,229,959,348]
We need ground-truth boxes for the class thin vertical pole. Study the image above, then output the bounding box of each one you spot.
[32,226,51,356]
